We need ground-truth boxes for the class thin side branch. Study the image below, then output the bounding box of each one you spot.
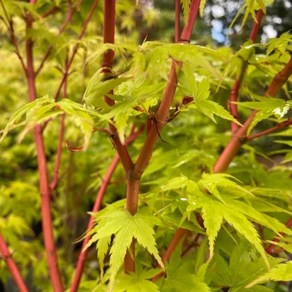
[0,1,27,72]
[70,126,144,292]
[214,54,292,173]
[53,0,99,100]
[247,119,292,141]
[35,0,85,76]
[50,114,66,191]
[70,154,120,292]
[229,9,264,133]
[0,234,29,292]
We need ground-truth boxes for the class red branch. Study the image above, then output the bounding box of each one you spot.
[229,10,264,133]
[0,234,29,292]
[53,0,99,101]
[25,8,64,291]
[101,0,133,173]
[123,0,201,274]
[214,54,292,173]
[135,0,200,179]
[50,114,66,191]
[70,126,144,292]
[247,119,292,141]
[35,0,78,76]
[162,229,189,263]
[70,154,120,292]
[0,1,27,73]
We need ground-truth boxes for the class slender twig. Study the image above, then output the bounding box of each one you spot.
[214,54,292,173]
[229,10,264,133]
[59,0,74,33]
[181,233,201,257]
[0,0,27,72]
[266,218,292,255]
[0,234,29,292]
[70,125,144,292]
[41,6,60,18]
[152,229,190,281]
[35,0,84,76]
[50,114,66,191]
[247,119,292,141]
[53,0,99,100]
[70,154,120,292]
[25,6,64,290]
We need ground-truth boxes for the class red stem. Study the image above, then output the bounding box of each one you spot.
[70,154,120,292]
[162,229,189,263]
[70,126,143,291]
[135,0,200,176]
[124,0,200,274]
[180,0,200,42]
[0,234,29,292]
[214,54,292,173]
[50,114,66,191]
[101,0,133,172]
[249,10,265,42]
[0,0,27,72]
[25,10,64,291]
[152,228,189,281]
[229,10,264,133]
[53,0,99,100]
[35,0,79,76]
[247,119,292,141]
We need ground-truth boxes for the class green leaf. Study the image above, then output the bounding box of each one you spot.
[83,69,131,109]
[113,271,160,292]
[201,202,223,259]
[246,262,292,288]
[97,236,111,278]
[183,78,240,125]
[199,0,206,17]
[180,0,191,22]
[89,209,163,288]
[57,99,96,150]
[220,205,269,269]
[0,95,54,142]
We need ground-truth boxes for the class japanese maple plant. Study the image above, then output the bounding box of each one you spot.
[0,0,292,291]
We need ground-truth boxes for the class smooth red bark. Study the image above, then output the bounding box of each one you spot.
[0,234,29,292]
[25,8,64,291]
[70,154,119,292]
[214,54,292,173]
